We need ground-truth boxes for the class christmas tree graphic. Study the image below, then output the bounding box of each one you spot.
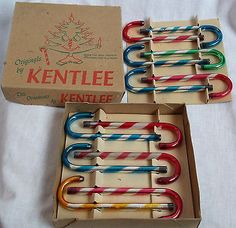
[40,14,102,66]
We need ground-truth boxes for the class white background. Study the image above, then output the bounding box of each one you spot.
[0,0,236,227]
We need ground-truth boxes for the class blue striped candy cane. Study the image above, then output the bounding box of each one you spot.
[62,143,181,184]
[65,112,161,141]
[125,68,213,94]
[62,144,167,173]
[140,25,222,48]
[123,21,223,49]
[64,164,167,173]
[70,132,160,141]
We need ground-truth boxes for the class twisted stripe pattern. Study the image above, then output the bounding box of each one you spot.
[123,21,223,48]
[140,25,200,34]
[83,121,169,129]
[133,35,199,43]
[74,151,161,160]
[68,165,167,173]
[72,133,161,141]
[153,85,211,93]
[65,112,161,141]
[141,48,201,57]
[141,49,211,67]
[140,49,210,67]
[124,44,225,69]
[144,73,218,83]
[152,59,208,67]
[67,187,165,195]
[125,68,232,97]
[128,84,211,93]
[58,176,183,218]
[66,203,173,210]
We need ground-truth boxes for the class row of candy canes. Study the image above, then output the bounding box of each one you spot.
[58,111,184,218]
[122,20,232,98]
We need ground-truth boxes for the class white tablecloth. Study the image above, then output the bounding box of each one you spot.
[0,0,236,227]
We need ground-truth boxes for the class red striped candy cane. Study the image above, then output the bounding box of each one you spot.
[74,151,161,160]
[141,73,233,99]
[82,121,183,149]
[71,150,181,185]
[58,176,183,218]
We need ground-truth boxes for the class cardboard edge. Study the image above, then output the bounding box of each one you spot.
[53,218,201,228]
[52,103,201,228]
[15,1,122,9]
[0,85,125,107]
[52,109,70,221]
[182,106,201,222]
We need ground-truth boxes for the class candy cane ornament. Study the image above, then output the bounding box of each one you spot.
[60,203,174,210]
[66,165,167,173]
[74,151,170,160]
[58,176,183,218]
[65,112,182,149]
[123,44,225,69]
[123,20,223,48]
[83,119,182,149]
[67,186,172,195]
[62,143,181,184]
[67,132,160,141]
[125,68,232,99]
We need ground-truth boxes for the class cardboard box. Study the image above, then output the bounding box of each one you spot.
[126,18,232,104]
[53,103,201,228]
[1,3,124,106]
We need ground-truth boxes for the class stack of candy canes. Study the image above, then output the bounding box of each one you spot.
[123,20,232,98]
[57,112,184,218]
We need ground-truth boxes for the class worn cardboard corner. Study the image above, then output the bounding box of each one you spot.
[52,103,201,228]
[1,2,124,107]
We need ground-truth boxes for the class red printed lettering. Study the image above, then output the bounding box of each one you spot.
[99,95,107,102]
[92,71,103,86]
[42,70,53,84]
[27,68,41,83]
[27,69,114,87]
[60,93,68,103]
[105,94,113,102]
[70,70,80,85]
[53,70,67,84]
[60,93,113,103]
[81,71,91,85]
[104,71,114,86]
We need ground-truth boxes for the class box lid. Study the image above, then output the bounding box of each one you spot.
[1,2,124,106]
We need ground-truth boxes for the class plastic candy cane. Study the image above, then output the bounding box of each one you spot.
[125,68,233,99]
[123,20,223,48]
[123,44,225,69]
[58,176,183,218]
[62,143,181,184]
[64,112,181,150]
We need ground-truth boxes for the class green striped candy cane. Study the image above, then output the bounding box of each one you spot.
[123,44,225,70]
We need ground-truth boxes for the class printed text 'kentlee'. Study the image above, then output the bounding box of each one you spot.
[27,69,114,86]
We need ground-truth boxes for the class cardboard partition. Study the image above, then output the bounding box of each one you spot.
[126,18,232,104]
[1,2,124,107]
[53,103,201,228]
